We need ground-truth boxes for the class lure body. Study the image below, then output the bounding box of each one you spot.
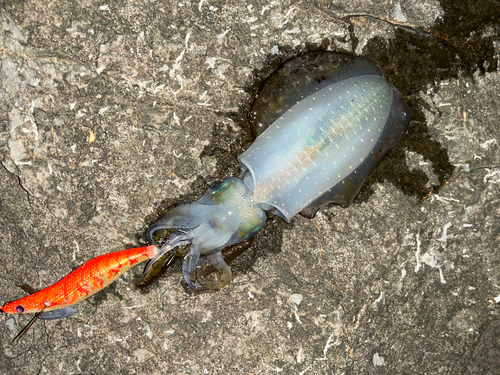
[1,245,157,315]
[146,52,410,289]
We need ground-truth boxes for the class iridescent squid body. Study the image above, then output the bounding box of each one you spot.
[146,52,410,289]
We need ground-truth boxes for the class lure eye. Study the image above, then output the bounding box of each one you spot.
[15,305,25,313]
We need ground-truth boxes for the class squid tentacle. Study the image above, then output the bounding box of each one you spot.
[181,242,203,290]
[198,252,232,290]
[144,178,266,289]
[143,231,191,275]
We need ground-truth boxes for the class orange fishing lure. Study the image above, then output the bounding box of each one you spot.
[1,245,157,316]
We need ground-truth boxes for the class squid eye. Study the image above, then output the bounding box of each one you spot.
[15,305,25,313]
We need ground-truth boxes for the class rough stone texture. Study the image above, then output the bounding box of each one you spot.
[324,0,443,28]
[0,1,499,374]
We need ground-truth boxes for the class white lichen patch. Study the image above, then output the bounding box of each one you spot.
[405,150,440,188]
[373,352,385,366]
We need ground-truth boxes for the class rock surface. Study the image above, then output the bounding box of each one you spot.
[1,1,499,373]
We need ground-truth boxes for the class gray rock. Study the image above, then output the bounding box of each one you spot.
[0,1,498,374]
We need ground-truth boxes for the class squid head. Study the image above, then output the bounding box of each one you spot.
[145,178,266,289]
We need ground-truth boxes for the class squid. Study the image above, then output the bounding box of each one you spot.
[145,51,410,290]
